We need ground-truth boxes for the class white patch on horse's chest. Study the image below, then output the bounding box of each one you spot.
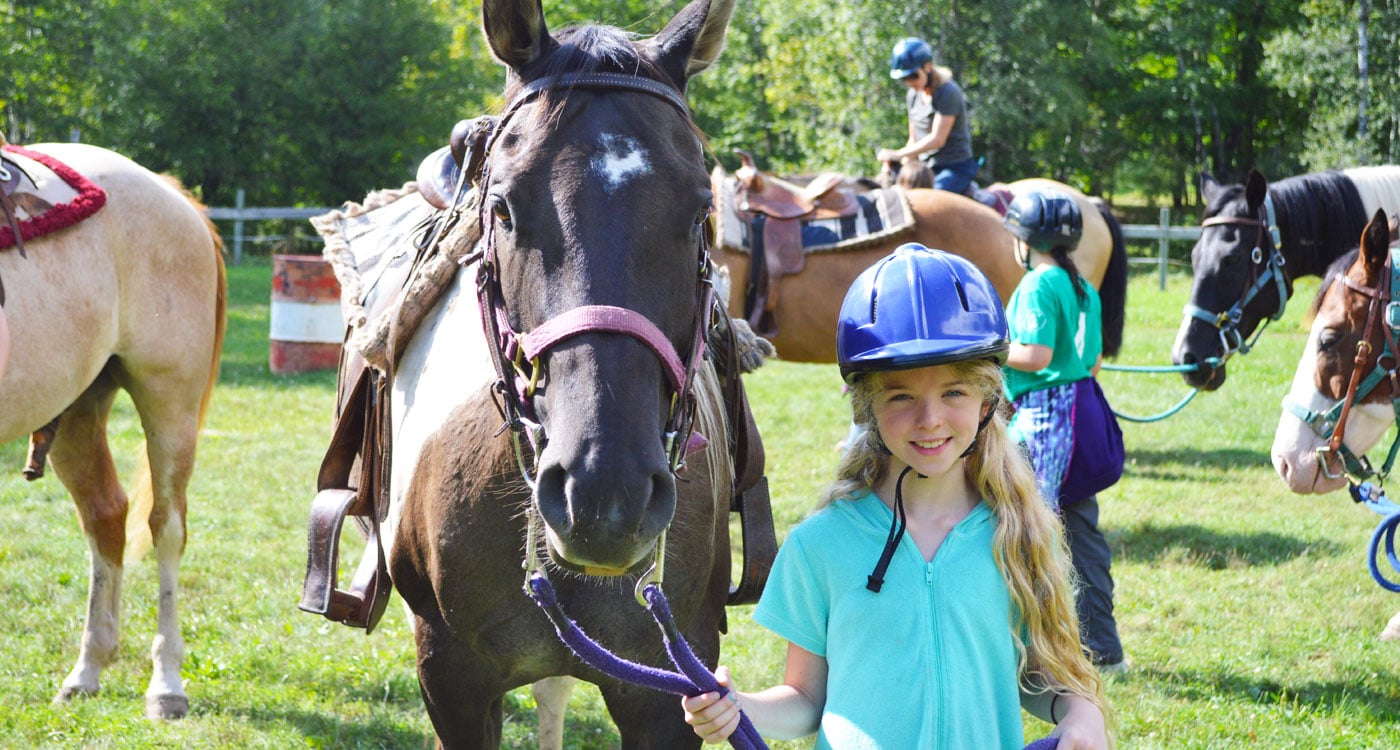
[593,135,649,190]
[386,267,496,547]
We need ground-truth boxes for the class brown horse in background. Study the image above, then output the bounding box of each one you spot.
[0,143,226,718]
[713,176,1128,363]
[1270,210,1400,642]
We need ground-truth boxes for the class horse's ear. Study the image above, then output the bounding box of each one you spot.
[1362,208,1392,268]
[1199,172,1220,204]
[482,0,552,71]
[1245,169,1268,210]
[644,0,736,88]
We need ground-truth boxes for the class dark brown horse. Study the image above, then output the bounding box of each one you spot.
[1270,210,1400,641]
[384,0,740,746]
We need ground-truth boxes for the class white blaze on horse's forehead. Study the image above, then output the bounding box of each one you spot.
[593,134,649,191]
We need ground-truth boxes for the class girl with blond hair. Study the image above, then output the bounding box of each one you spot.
[683,244,1111,749]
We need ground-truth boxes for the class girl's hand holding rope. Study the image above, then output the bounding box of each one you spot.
[683,665,743,744]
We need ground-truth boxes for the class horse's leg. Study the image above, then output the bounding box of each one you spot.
[532,675,577,750]
[599,679,704,749]
[413,607,506,748]
[120,373,204,719]
[45,377,125,707]
[1382,610,1400,642]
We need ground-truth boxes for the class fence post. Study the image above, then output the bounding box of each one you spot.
[233,189,246,265]
[1158,206,1170,291]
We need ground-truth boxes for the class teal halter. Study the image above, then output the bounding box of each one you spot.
[1184,194,1288,360]
[1283,244,1400,485]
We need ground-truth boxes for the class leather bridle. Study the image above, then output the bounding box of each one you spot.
[1184,194,1288,362]
[1284,245,1400,484]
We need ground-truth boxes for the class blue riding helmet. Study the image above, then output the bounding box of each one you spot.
[888,37,934,80]
[837,243,1009,383]
[1004,189,1083,255]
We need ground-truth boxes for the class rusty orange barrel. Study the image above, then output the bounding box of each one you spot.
[269,254,343,374]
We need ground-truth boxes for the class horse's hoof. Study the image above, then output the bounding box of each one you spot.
[1381,612,1400,642]
[145,693,189,720]
[53,684,97,705]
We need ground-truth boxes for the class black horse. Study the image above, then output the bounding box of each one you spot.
[1171,166,1400,390]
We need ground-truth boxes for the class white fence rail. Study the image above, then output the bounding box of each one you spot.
[208,197,1204,290]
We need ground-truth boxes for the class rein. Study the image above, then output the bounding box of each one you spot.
[1184,194,1288,361]
[1283,246,1400,485]
[468,70,765,747]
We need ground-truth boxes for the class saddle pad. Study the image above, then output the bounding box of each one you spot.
[0,145,108,250]
[313,183,435,330]
[794,188,912,253]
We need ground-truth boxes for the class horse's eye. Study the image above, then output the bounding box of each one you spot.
[490,195,513,230]
[694,207,712,227]
[1318,329,1341,353]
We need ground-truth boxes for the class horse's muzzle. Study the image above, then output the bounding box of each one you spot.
[533,457,677,574]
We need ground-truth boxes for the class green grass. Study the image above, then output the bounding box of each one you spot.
[1,259,1397,748]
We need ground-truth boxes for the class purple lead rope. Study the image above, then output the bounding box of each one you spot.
[528,573,1057,750]
[527,573,767,750]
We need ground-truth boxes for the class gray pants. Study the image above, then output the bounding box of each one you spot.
[1063,495,1123,665]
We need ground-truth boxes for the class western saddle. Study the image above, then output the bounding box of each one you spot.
[730,150,864,338]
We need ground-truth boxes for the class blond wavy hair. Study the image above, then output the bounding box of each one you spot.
[824,359,1114,739]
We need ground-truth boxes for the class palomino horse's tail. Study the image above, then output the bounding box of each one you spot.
[1092,197,1128,358]
[124,179,229,563]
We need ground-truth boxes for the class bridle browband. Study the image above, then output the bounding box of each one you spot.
[465,70,719,590]
[1184,193,1288,363]
[1284,245,1400,485]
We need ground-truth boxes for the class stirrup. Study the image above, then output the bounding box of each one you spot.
[299,488,392,632]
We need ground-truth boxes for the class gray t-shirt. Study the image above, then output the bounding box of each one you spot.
[905,80,973,167]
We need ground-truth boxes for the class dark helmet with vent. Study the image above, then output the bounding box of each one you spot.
[1004,189,1083,254]
[888,37,934,80]
[837,243,1009,383]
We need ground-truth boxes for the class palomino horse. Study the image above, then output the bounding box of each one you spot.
[1172,166,1400,390]
[383,0,740,745]
[1270,210,1400,641]
[0,143,226,717]
[712,177,1129,363]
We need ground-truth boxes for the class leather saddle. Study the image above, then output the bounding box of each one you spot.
[731,150,863,338]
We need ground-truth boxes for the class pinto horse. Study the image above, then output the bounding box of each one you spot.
[1172,166,1400,390]
[382,0,742,746]
[0,143,226,717]
[712,177,1129,362]
[1270,210,1400,641]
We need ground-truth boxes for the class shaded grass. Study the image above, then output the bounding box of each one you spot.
[0,260,1396,747]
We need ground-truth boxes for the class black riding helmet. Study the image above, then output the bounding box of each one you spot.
[1004,189,1083,255]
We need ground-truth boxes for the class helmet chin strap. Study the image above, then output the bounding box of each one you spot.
[960,395,1000,458]
[867,465,918,593]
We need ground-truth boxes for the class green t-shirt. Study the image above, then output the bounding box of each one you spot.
[1003,264,1102,402]
[754,491,1026,749]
